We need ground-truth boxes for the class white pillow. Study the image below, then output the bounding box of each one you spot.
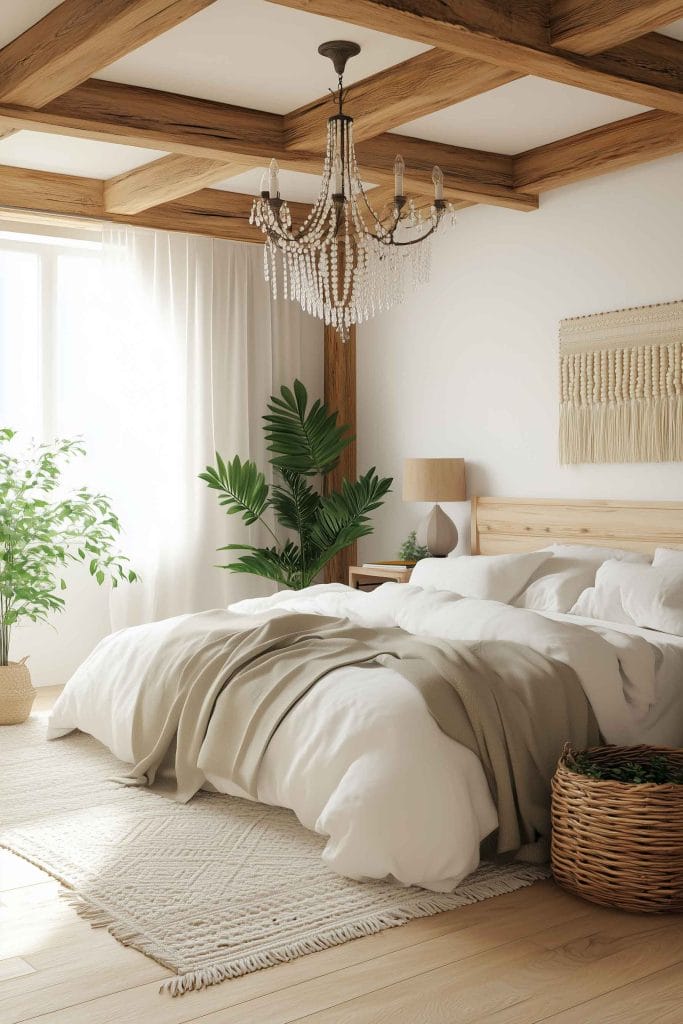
[515,544,650,614]
[410,551,550,603]
[514,559,598,613]
[571,560,683,635]
[570,561,635,624]
[653,547,683,569]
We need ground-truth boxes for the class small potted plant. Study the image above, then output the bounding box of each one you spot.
[551,744,683,912]
[0,429,136,724]
[398,530,430,564]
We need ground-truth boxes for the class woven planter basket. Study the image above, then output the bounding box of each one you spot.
[551,744,683,913]
[0,659,36,725]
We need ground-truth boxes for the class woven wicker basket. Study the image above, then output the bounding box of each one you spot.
[0,659,36,725]
[551,744,683,913]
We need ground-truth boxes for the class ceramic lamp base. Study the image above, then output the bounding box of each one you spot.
[416,503,458,557]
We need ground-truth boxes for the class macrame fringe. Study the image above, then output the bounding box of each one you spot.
[560,395,683,465]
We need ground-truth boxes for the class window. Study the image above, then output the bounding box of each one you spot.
[0,227,103,440]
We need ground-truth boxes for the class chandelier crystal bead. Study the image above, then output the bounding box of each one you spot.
[251,41,456,340]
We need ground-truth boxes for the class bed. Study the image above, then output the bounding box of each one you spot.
[47,498,683,893]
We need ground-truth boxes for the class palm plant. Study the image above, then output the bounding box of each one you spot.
[200,380,392,589]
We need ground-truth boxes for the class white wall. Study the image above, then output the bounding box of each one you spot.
[357,154,683,562]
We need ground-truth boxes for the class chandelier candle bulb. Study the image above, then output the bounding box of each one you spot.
[394,154,405,198]
[259,170,269,197]
[433,166,444,202]
[269,159,279,198]
[334,151,343,197]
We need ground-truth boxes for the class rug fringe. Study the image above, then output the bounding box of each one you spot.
[160,864,549,996]
[59,889,180,973]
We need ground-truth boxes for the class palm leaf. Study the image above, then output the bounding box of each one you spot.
[224,540,302,589]
[270,469,321,552]
[199,454,269,526]
[305,468,392,581]
[309,468,392,554]
[263,379,352,477]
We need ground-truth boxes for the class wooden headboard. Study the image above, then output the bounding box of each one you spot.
[471,497,683,556]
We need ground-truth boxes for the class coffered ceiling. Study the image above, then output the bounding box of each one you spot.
[0,1,682,241]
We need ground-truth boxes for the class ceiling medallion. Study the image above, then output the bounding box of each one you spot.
[250,40,456,340]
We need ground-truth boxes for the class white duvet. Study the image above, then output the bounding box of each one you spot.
[48,582,683,892]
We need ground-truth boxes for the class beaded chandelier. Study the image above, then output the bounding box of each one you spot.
[250,40,456,340]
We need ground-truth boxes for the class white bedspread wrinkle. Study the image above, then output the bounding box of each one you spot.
[230,582,669,745]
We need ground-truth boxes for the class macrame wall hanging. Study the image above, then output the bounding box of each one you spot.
[559,300,683,465]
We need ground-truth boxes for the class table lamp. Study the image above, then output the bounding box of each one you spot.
[403,458,466,557]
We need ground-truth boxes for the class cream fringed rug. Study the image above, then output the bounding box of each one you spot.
[1,718,548,996]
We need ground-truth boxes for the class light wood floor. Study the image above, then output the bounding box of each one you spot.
[1,687,681,1024]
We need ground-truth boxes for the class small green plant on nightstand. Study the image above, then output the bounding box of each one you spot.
[398,530,429,563]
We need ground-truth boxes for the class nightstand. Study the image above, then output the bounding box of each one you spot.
[348,566,412,590]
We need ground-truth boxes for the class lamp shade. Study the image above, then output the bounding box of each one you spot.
[403,458,466,502]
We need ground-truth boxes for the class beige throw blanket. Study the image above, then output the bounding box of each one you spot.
[117,610,598,859]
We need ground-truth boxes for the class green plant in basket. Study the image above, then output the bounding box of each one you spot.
[570,752,683,785]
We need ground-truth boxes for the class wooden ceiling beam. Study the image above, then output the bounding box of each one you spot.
[0,164,103,218]
[0,79,533,212]
[0,163,309,243]
[354,133,537,211]
[104,154,257,214]
[514,108,683,192]
[25,79,286,161]
[284,49,521,150]
[0,0,219,108]
[267,0,683,114]
[117,188,285,240]
[102,139,534,215]
[7,105,683,239]
[551,0,683,55]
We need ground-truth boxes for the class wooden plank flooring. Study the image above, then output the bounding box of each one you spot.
[0,686,680,1023]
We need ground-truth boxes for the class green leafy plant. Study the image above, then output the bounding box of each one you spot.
[398,530,430,563]
[201,380,392,589]
[570,752,683,785]
[0,429,136,667]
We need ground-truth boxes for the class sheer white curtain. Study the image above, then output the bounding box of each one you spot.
[6,224,321,683]
[99,226,322,628]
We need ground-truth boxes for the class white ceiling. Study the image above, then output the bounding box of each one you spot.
[0,133,165,179]
[658,19,683,40]
[392,77,649,155]
[97,0,427,112]
[0,1,61,48]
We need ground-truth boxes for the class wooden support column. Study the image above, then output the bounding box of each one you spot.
[323,323,357,584]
